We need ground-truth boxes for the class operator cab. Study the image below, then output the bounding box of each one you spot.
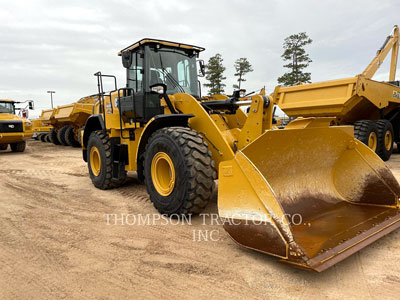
[118,39,205,123]
[0,100,16,114]
[0,99,34,118]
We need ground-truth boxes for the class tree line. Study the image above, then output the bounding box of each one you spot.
[203,32,313,95]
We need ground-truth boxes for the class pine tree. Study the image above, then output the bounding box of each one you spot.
[204,53,226,94]
[233,58,254,89]
[278,32,312,86]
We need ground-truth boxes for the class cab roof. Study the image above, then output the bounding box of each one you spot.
[118,38,205,56]
[0,99,15,103]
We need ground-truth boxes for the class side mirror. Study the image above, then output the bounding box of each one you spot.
[28,100,34,110]
[197,60,206,77]
[121,51,132,68]
[150,83,167,95]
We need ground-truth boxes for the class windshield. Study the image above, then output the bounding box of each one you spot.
[0,102,15,114]
[147,47,199,97]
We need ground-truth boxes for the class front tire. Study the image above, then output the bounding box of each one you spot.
[65,126,81,147]
[10,141,26,152]
[49,128,61,145]
[87,130,126,189]
[39,133,47,142]
[144,127,216,216]
[0,144,8,151]
[57,125,70,146]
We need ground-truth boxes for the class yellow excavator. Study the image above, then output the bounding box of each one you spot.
[275,25,400,161]
[81,39,400,272]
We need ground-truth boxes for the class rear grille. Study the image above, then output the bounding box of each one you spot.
[0,120,23,133]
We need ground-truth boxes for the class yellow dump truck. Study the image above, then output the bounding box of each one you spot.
[32,111,53,142]
[39,95,98,146]
[0,99,34,152]
[81,39,400,272]
[275,25,399,161]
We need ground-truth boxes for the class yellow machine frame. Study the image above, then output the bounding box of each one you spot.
[81,39,400,272]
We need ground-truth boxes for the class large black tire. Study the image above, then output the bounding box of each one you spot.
[39,133,47,142]
[376,119,394,161]
[57,125,69,146]
[10,141,26,152]
[354,120,379,153]
[0,144,8,151]
[49,128,61,145]
[45,134,51,143]
[87,130,126,189]
[144,127,216,216]
[65,126,81,147]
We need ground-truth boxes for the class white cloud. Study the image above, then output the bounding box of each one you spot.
[0,0,398,118]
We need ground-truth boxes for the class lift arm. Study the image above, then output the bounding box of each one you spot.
[362,25,399,80]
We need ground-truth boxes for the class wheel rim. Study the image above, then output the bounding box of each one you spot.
[90,146,101,176]
[151,152,176,196]
[384,130,392,151]
[368,132,377,152]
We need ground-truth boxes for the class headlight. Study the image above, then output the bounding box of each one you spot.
[25,121,32,126]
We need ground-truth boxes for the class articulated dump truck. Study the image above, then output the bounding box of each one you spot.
[81,39,400,272]
[32,110,53,142]
[38,95,98,146]
[275,25,400,161]
[0,99,34,152]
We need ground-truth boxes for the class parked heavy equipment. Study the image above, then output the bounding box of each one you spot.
[32,110,53,141]
[81,39,400,272]
[0,99,34,152]
[39,95,98,146]
[275,25,400,161]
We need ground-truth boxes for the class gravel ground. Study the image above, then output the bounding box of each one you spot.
[0,140,399,300]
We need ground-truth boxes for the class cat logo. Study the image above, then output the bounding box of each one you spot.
[8,124,15,129]
[394,91,400,99]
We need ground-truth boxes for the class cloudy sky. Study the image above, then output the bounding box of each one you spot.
[0,0,399,118]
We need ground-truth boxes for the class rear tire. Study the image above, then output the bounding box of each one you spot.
[376,120,394,161]
[57,125,69,146]
[45,134,51,143]
[49,128,61,145]
[39,133,46,142]
[144,127,216,216]
[354,120,379,153]
[87,130,126,189]
[10,141,26,152]
[0,144,8,151]
[65,126,81,147]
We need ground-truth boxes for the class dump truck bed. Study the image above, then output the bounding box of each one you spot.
[53,102,93,126]
[275,75,400,123]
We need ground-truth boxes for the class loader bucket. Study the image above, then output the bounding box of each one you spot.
[218,122,400,272]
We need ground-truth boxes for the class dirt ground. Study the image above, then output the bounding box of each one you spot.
[0,140,399,300]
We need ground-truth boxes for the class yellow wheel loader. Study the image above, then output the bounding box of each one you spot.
[0,99,34,152]
[81,39,400,272]
[275,25,400,161]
